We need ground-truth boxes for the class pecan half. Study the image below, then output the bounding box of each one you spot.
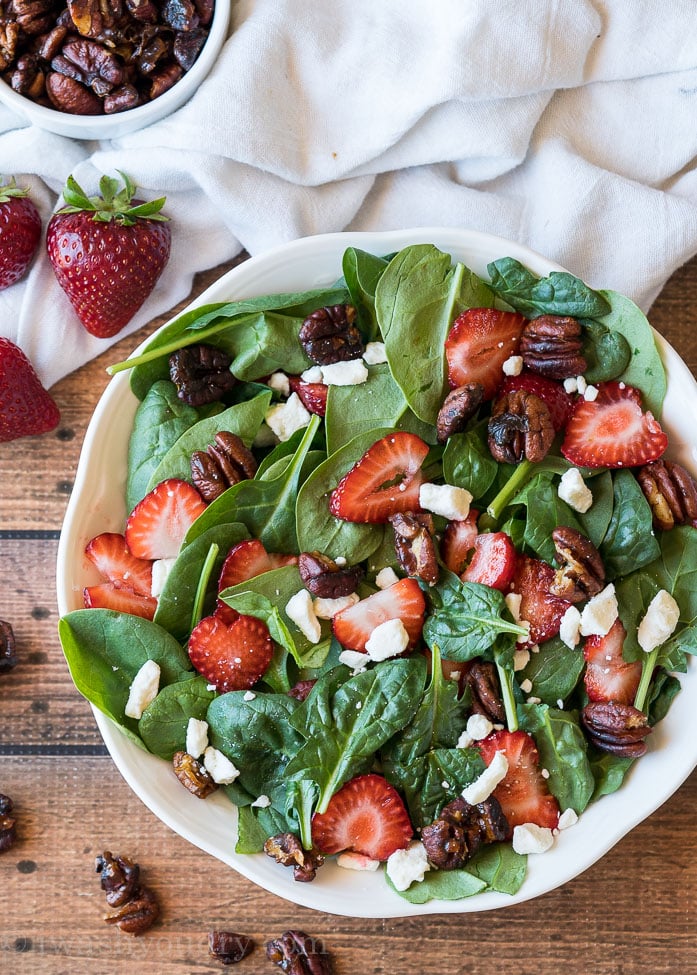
[95,851,141,907]
[191,431,258,501]
[10,54,45,98]
[297,551,364,598]
[436,383,484,443]
[208,930,254,965]
[390,512,439,586]
[299,305,363,366]
[104,884,159,935]
[465,660,506,724]
[421,795,509,869]
[581,702,651,758]
[263,833,324,883]
[550,526,605,602]
[169,344,237,406]
[172,751,218,798]
[487,389,554,464]
[0,794,16,853]
[46,70,103,113]
[266,930,333,975]
[520,315,587,379]
[636,459,697,532]
[0,620,17,674]
[0,22,21,72]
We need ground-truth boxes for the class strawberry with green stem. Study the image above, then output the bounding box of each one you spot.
[0,177,41,290]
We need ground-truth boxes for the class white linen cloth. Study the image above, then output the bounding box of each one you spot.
[2,0,697,388]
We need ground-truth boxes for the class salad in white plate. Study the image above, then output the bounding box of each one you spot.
[58,241,697,905]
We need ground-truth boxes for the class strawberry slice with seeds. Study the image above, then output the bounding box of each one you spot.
[288,375,328,416]
[125,478,207,560]
[216,539,298,622]
[461,531,516,591]
[583,618,642,705]
[83,582,157,620]
[187,613,274,692]
[332,577,425,652]
[441,510,479,575]
[311,773,413,860]
[561,381,668,469]
[479,730,560,832]
[500,372,574,432]
[509,556,571,646]
[85,532,153,596]
[445,308,526,400]
[329,432,429,523]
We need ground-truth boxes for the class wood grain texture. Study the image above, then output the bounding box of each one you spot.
[1,253,697,975]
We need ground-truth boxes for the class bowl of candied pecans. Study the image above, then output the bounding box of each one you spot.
[0,0,231,139]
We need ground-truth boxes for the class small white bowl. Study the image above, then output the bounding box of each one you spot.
[0,0,230,140]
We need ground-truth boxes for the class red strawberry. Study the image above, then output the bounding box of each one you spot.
[509,556,571,646]
[0,338,60,443]
[479,730,560,832]
[46,172,171,338]
[500,372,574,432]
[561,381,668,469]
[583,618,642,705]
[288,375,328,416]
[85,532,153,596]
[83,582,157,620]
[329,432,429,523]
[441,510,479,575]
[445,308,526,400]
[0,178,41,290]
[216,539,297,622]
[311,773,413,860]
[461,531,516,591]
[332,577,426,652]
[125,478,206,560]
[187,612,274,692]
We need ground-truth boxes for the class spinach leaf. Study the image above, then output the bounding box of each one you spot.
[519,636,585,706]
[467,843,527,894]
[442,424,498,500]
[599,470,660,578]
[387,867,487,903]
[515,471,585,563]
[235,804,291,853]
[138,676,215,759]
[342,247,389,341]
[581,318,632,384]
[589,751,634,800]
[486,258,611,319]
[519,703,594,814]
[126,380,199,511]
[576,469,615,549]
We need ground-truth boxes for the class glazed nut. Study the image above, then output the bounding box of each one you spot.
[299,304,364,366]
[263,832,324,883]
[0,793,16,853]
[172,750,218,798]
[104,84,140,114]
[487,389,554,464]
[465,660,506,724]
[10,54,44,98]
[191,431,258,502]
[46,70,103,114]
[637,459,697,531]
[519,315,587,379]
[56,38,126,91]
[581,702,652,758]
[421,795,509,870]
[13,0,55,34]
[169,344,237,406]
[208,930,254,965]
[297,551,364,599]
[0,23,21,71]
[389,512,439,586]
[436,382,485,443]
[149,62,183,100]
[550,526,605,602]
[0,620,18,674]
[104,884,159,935]
[266,930,333,975]
[95,851,141,907]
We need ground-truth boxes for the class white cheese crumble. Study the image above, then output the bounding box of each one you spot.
[385,841,430,891]
[502,354,524,376]
[300,365,324,384]
[336,851,380,872]
[267,371,290,397]
[579,583,618,637]
[285,589,322,643]
[505,592,522,619]
[520,678,533,694]
[575,374,588,395]
[251,794,272,808]
[338,649,369,674]
[637,589,681,652]
[185,717,209,759]
[557,808,578,830]
[584,384,599,402]
[559,605,582,649]
[375,566,400,590]
[418,483,472,521]
[462,750,508,805]
[513,648,530,672]
[203,747,240,785]
[320,359,369,386]
[558,468,593,513]
[243,690,256,701]
[456,729,474,749]
[466,713,493,741]
[313,592,360,619]
[265,392,312,442]
[364,618,409,661]
[563,377,578,394]
[150,557,177,598]
[362,341,388,365]
[512,822,555,854]
[124,659,161,719]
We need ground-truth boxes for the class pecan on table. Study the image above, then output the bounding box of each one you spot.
[636,459,697,532]
[0,794,17,853]
[465,660,506,724]
[263,832,324,883]
[208,930,254,965]
[266,930,333,975]
[421,795,509,869]
[95,851,141,907]
[103,884,160,935]
[550,526,605,602]
[436,382,484,443]
[297,551,363,599]
[0,620,18,674]
[191,431,258,502]
[389,511,439,586]
[519,315,587,379]
[299,304,363,366]
[169,344,236,405]
[581,702,652,758]
[487,389,554,464]
[172,750,218,798]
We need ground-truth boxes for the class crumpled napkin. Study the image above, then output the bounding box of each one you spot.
[2,0,697,388]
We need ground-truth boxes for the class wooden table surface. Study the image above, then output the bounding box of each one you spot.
[2,252,697,975]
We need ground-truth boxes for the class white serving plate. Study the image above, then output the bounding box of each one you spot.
[56,228,697,917]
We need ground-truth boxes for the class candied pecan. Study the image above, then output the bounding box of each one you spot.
[191,431,258,502]
[581,702,652,758]
[550,526,605,602]
[14,0,55,35]
[208,930,254,965]
[149,59,182,97]
[169,344,236,406]
[46,69,103,112]
[193,0,213,24]
[266,930,333,975]
[637,459,697,532]
[465,660,505,724]
[104,82,139,112]
[37,25,69,61]
[297,551,364,598]
[299,305,363,366]
[10,53,44,97]
[390,512,439,586]
[95,851,141,907]
[0,794,17,853]
[0,620,18,674]
[172,750,218,798]
[136,33,169,73]
[173,25,206,69]
[264,833,324,883]
[55,37,125,91]
[436,382,484,443]
[161,0,198,30]
[67,0,119,38]
[520,315,587,380]
[125,0,158,21]
[0,22,21,72]
[487,389,554,464]
[104,884,159,935]
[422,795,509,869]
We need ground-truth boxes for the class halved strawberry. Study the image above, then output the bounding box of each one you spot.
[311,773,413,860]
[85,532,153,596]
[583,618,642,705]
[509,556,571,646]
[479,730,560,832]
[329,432,429,523]
[83,582,157,620]
[187,612,274,692]
[125,478,207,560]
[441,510,479,575]
[561,381,668,469]
[288,375,328,416]
[216,539,298,622]
[461,531,516,591]
[332,578,426,652]
[445,308,526,400]
[500,372,573,432]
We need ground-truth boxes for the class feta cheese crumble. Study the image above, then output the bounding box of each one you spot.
[375,566,400,589]
[301,365,324,384]
[267,371,290,397]
[251,794,272,808]
[362,341,388,365]
[385,841,430,891]
[558,468,593,513]
[418,483,472,521]
[265,392,312,442]
[579,583,618,637]
[557,808,578,830]
[285,589,322,643]
[185,717,209,759]
[336,852,380,871]
[320,359,369,386]
[338,649,369,674]
[124,659,160,719]
[462,750,508,805]
[513,648,530,672]
[243,690,256,701]
[203,747,240,785]
[520,678,533,694]
[364,618,409,661]
[512,822,555,854]
[637,589,680,652]
[559,605,582,649]
[502,354,523,376]
[466,713,493,741]
[313,592,360,619]
[151,557,177,598]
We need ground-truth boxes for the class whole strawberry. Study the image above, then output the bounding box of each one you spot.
[0,178,41,291]
[46,172,171,339]
[0,338,60,442]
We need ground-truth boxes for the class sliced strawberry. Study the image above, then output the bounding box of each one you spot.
[311,773,413,860]
[461,531,516,591]
[187,613,274,692]
[83,582,157,620]
[445,308,526,400]
[125,478,207,560]
[216,539,298,622]
[509,556,571,647]
[329,432,429,523]
[332,578,426,652]
[583,618,642,705]
[500,372,574,432]
[85,532,153,596]
[561,381,668,469]
[441,510,479,575]
[479,730,560,832]
[288,375,328,416]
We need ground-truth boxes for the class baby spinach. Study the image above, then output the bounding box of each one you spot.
[467,843,527,895]
[589,751,634,800]
[442,424,498,500]
[388,867,487,903]
[138,676,215,760]
[599,470,659,578]
[514,470,586,564]
[519,703,594,814]
[486,257,611,319]
[520,637,585,706]
[342,247,390,341]
[581,318,632,384]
